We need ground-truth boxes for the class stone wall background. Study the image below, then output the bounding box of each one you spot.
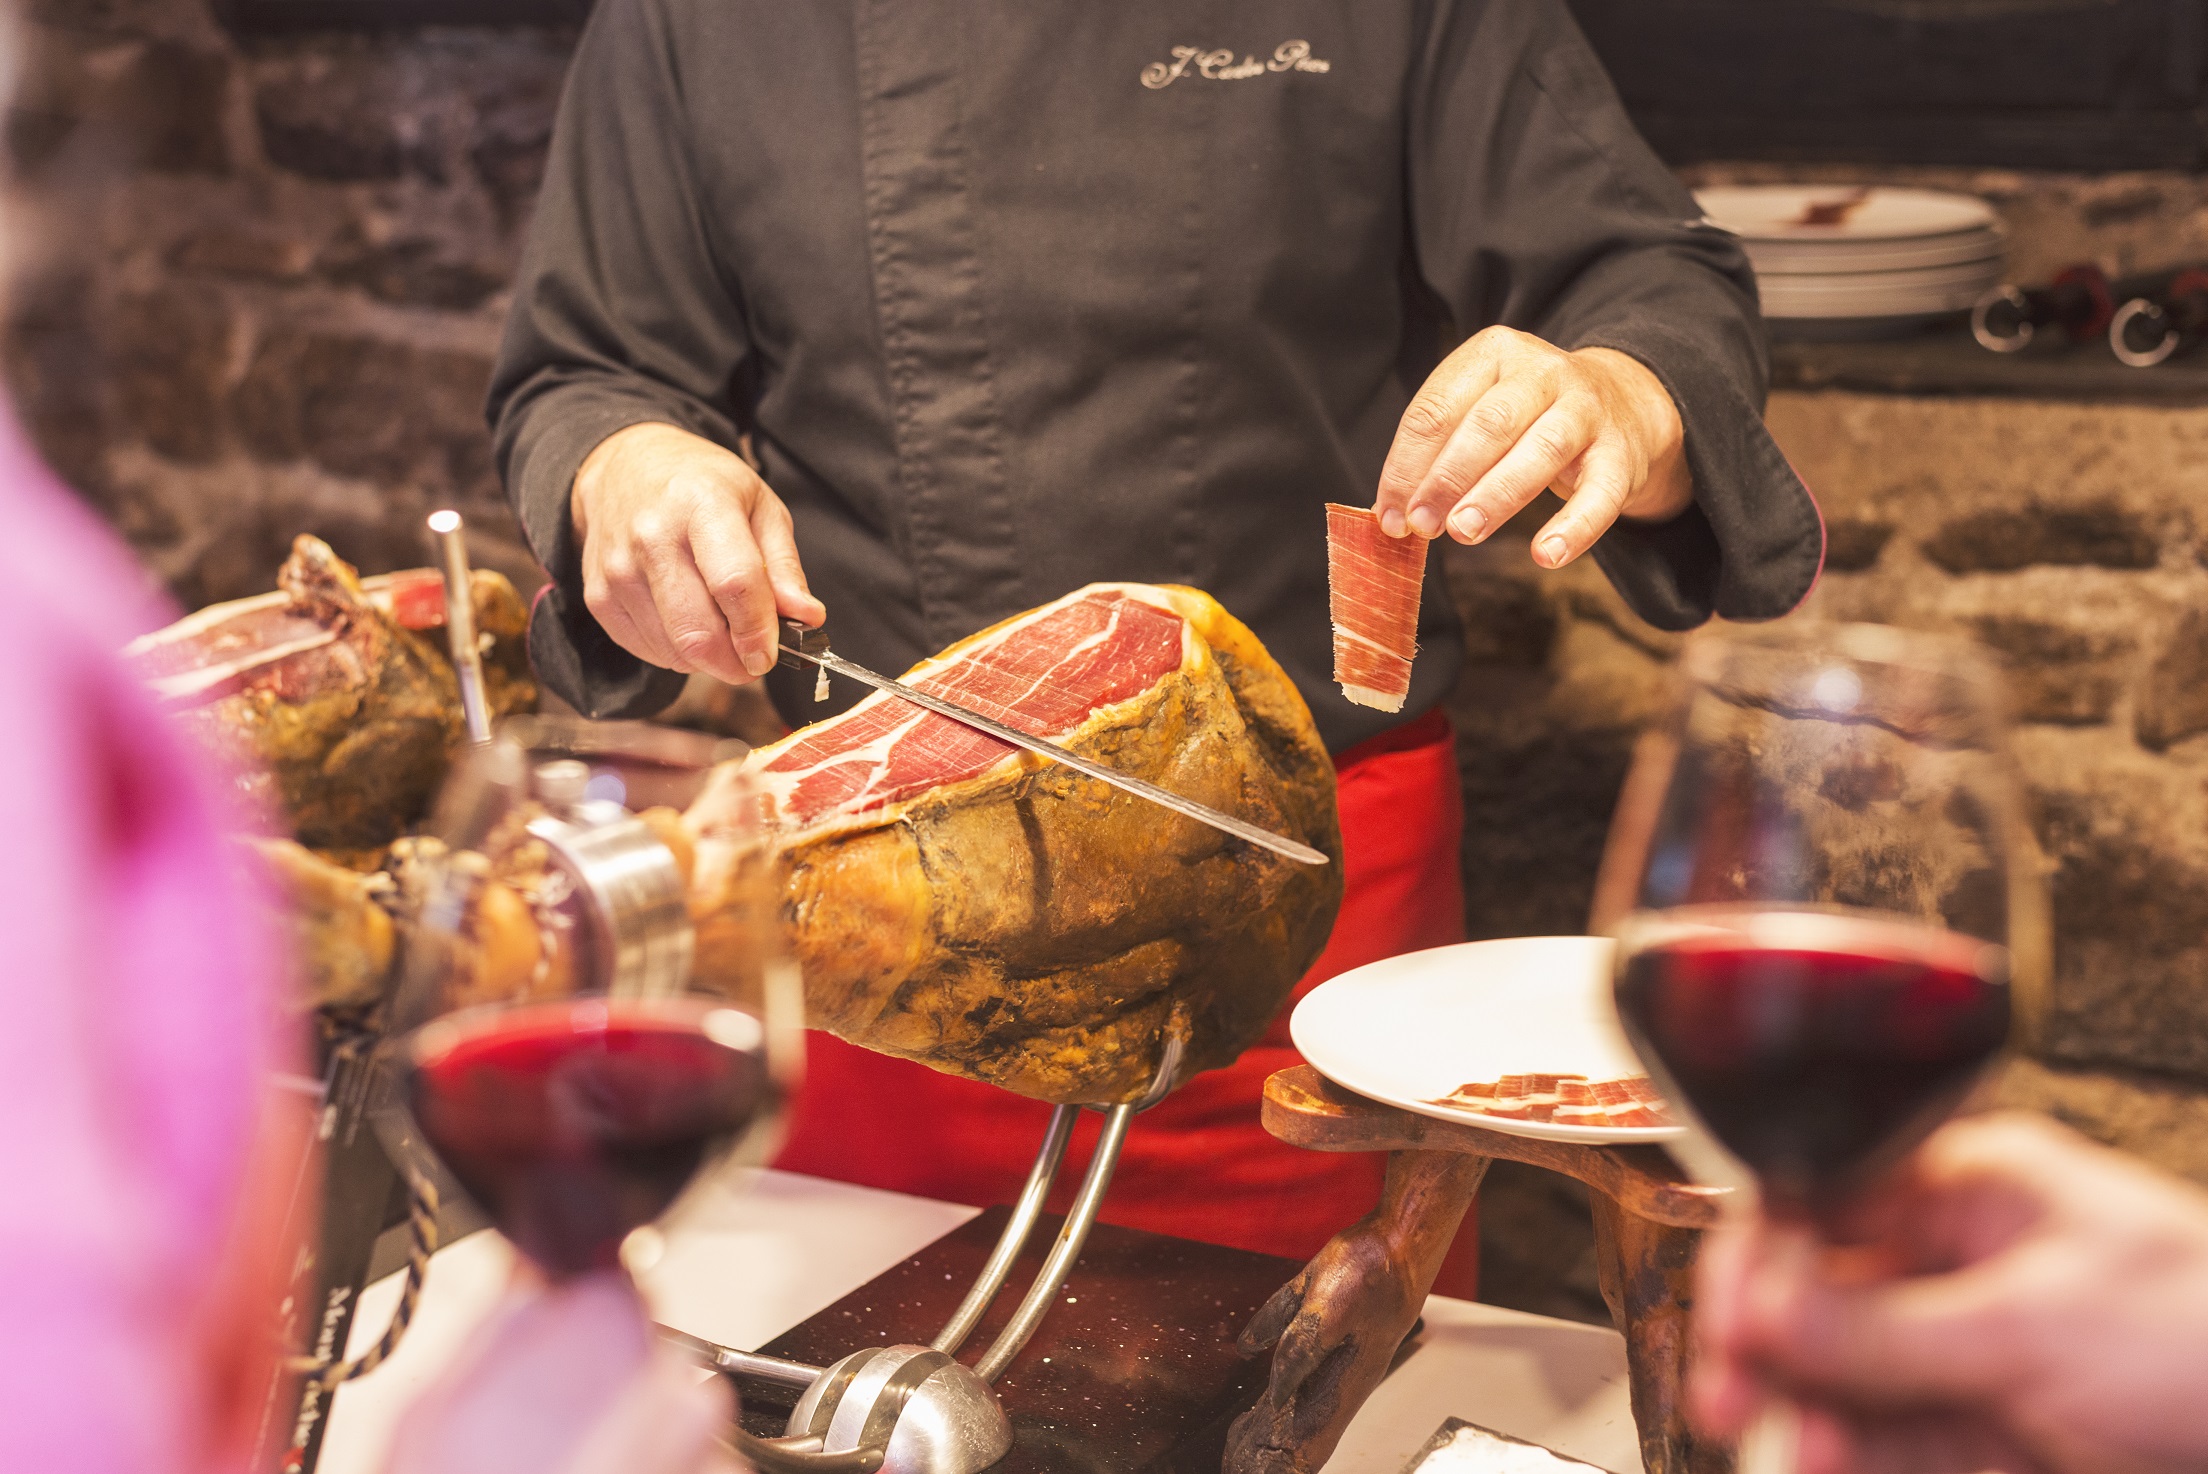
[4,0,565,609]
[11,1,2208,1323]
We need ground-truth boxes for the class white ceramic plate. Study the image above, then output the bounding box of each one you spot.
[1761,284,1997,319]
[1758,257,2007,295]
[1695,185,1999,242]
[1746,227,2004,275]
[1759,263,2005,321]
[1290,936,1683,1145]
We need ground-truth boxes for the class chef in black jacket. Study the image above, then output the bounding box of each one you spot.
[488,0,1823,1277]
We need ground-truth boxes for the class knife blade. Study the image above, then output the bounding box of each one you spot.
[777,621,1329,867]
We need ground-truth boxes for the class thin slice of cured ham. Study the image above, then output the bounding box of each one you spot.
[1325,503,1426,713]
[686,582,1345,1105]
[1433,1072,1672,1129]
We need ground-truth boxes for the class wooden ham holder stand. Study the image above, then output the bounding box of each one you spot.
[1224,1066,1733,1474]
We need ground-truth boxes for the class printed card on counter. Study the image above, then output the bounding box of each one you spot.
[1401,1418,1616,1473]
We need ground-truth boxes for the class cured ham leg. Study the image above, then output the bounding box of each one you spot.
[126,537,535,849]
[1325,504,1425,713]
[687,582,1345,1105]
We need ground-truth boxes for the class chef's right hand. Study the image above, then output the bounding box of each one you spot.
[571,422,826,685]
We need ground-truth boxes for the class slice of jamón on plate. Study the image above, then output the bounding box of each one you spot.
[1432,1072,1672,1130]
[1325,503,1426,713]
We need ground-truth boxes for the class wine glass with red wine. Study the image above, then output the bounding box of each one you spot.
[380,718,800,1281]
[1597,622,2047,1223]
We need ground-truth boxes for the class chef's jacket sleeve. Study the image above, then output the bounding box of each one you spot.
[486,0,743,718]
[1407,0,1823,629]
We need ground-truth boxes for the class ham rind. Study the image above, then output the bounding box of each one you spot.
[1325,504,1426,713]
[756,587,1192,832]
[1434,1072,1672,1129]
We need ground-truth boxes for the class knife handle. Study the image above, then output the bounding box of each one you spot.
[777,618,831,670]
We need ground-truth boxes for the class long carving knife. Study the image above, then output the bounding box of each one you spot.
[777,621,1328,867]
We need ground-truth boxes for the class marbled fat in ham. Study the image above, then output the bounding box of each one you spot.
[1325,504,1426,713]
[756,588,1191,831]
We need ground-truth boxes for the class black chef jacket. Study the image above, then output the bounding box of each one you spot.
[489,0,1823,753]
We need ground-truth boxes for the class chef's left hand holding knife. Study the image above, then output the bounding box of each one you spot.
[1372,325,1694,567]
[571,420,825,687]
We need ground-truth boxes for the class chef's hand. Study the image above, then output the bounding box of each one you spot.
[571,422,826,685]
[382,1270,748,1474]
[1693,1113,2208,1474]
[1374,327,1691,568]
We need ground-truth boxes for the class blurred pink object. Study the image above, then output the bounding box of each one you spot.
[382,1272,744,1474]
[0,410,285,1474]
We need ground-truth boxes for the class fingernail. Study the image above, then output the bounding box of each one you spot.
[1449,505,1488,543]
[742,649,773,678]
[1537,535,1568,566]
[1408,505,1441,538]
[1379,508,1407,538]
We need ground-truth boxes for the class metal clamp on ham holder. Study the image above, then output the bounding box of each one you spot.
[682,1030,1186,1474]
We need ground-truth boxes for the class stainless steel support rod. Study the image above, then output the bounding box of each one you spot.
[427,509,492,744]
[717,1346,829,1391]
[656,1324,823,1389]
[971,1102,1136,1385]
[931,1104,1079,1357]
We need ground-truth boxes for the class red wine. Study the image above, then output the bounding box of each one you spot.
[1614,908,2010,1215]
[404,997,772,1277]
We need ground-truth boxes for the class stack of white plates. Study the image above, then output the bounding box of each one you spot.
[1695,186,2006,339]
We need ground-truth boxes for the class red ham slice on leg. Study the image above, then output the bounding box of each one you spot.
[752,587,1190,832]
[1325,504,1426,713]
